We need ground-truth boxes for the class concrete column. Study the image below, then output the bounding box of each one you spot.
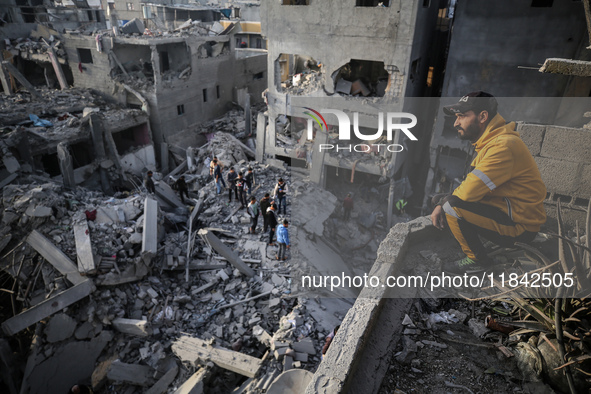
[256,112,267,163]
[187,147,196,172]
[387,177,395,229]
[150,46,162,88]
[245,93,252,137]
[310,130,328,186]
[161,142,169,175]
[89,114,107,159]
[47,47,68,90]
[57,143,75,189]
[0,51,13,95]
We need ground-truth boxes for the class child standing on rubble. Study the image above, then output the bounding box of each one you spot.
[144,171,155,194]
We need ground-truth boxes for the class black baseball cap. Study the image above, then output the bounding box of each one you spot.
[443,91,498,116]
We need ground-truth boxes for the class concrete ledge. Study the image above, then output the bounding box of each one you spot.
[305,216,433,393]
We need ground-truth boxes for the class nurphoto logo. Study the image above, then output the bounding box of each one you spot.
[303,107,418,153]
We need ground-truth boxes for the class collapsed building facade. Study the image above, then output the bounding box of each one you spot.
[257,0,451,226]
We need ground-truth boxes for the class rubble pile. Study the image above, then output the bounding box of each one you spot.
[283,70,324,96]
[0,87,110,128]
[0,152,343,393]
[3,25,65,58]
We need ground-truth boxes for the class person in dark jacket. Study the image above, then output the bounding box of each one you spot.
[267,204,278,245]
[343,193,354,221]
[235,172,247,208]
[145,171,155,194]
[174,175,189,203]
[260,193,272,232]
[227,167,238,203]
[213,160,223,194]
[244,167,255,195]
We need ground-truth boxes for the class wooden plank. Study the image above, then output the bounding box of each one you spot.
[172,336,262,378]
[1,280,93,335]
[73,215,96,275]
[198,229,254,277]
[26,230,85,285]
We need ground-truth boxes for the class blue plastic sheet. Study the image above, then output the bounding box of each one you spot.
[29,114,53,127]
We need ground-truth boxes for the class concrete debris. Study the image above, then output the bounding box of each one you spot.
[172,336,263,378]
[0,103,346,393]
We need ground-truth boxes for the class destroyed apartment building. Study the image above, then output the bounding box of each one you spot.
[257,0,450,227]
[1,2,267,158]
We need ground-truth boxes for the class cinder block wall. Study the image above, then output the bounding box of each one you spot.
[517,122,591,226]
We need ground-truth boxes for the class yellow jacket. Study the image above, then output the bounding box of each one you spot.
[453,114,546,231]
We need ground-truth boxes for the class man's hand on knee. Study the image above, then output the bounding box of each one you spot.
[431,205,446,230]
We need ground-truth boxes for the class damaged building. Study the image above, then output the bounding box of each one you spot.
[257,0,451,226]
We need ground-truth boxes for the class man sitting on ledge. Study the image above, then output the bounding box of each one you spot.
[430,91,547,274]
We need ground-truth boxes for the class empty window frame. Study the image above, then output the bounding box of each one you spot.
[77,48,93,64]
[203,88,208,102]
[216,85,220,99]
[356,0,390,7]
[177,104,185,115]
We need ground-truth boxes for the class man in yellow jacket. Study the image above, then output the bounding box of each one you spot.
[431,91,546,273]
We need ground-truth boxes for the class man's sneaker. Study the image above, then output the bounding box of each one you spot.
[442,256,485,274]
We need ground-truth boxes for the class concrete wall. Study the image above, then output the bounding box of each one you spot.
[259,0,441,180]
[517,122,591,225]
[442,0,586,98]
[261,0,425,99]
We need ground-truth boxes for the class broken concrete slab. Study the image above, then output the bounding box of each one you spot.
[112,317,152,337]
[267,369,314,394]
[172,367,210,394]
[172,336,262,378]
[292,338,316,355]
[26,230,86,285]
[107,360,153,386]
[155,181,186,210]
[73,214,96,275]
[146,362,178,394]
[45,313,77,343]
[142,197,158,256]
[198,229,254,277]
[26,331,113,394]
[2,280,94,335]
[121,18,145,35]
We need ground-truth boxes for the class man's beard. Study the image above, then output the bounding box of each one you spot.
[457,121,480,142]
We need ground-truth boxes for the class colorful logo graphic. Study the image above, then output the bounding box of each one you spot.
[303,107,328,132]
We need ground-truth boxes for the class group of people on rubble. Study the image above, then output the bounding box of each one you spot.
[209,156,291,260]
[144,156,291,261]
